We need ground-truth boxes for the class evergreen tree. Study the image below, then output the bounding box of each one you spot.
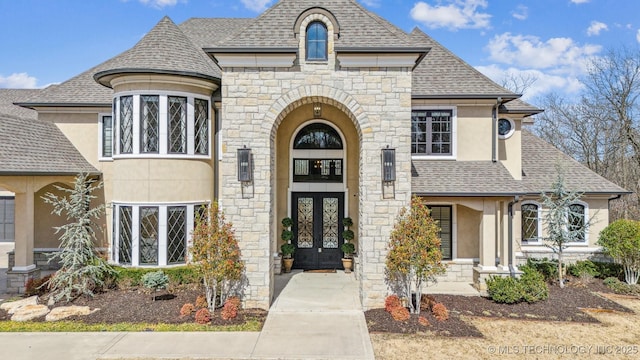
[42,173,114,302]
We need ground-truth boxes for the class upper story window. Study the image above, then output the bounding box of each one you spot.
[100,114,113,159]
[412,109,454,156]
[110,93,210,159]
[306,22,328,61]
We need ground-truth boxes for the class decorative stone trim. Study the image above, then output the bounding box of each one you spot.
[6,267,41,294]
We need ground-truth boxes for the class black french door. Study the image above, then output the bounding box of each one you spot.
[292,192,344,269]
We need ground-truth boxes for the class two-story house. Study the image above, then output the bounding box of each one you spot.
[0,0,626,310]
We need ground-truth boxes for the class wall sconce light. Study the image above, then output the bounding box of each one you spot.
[381,146,396,182]
[313,103,322,118]
[237,146,252,182]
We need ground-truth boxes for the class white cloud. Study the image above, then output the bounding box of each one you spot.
[476,65,583,102]
[240,0,274,12]
[486,33,601,71]
[410,0,491,30]
[360,0,381,7]
[570,0,589,4]
[511,5,528,21]
[587,21,608,36]
[0,73,38,89]
[138,0,178,9]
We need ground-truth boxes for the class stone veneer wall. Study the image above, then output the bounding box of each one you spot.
[8,250,62,271]
[437,261,476,283]
[516,250,611,265]
[219,65,413,310]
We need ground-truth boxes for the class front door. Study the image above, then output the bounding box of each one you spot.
[292,192,344,269]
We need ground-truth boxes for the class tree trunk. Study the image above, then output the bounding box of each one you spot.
[558,252,565,288]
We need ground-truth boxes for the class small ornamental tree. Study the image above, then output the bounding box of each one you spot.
[190,202,244,312]
[598,219,640,285]
[42,173,114,303]
[386,196,446,314]
[540,171,591,288]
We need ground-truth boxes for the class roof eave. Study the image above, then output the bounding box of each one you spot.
[0,170,101,177]
[204,47,299,54]
[412,94,521,100]
[335,47,430,53]
[14,102,111,109]
[94,69,220,88]
[413,192,527,197]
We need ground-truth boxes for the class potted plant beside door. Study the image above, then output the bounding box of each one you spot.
[280,217,295,273]
[341,217,355,273]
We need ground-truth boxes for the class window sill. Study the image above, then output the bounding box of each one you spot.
[112,154,211,160]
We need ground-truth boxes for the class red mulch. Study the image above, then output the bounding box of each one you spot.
[364,277,635,337]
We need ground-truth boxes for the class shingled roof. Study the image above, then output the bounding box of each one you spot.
[412,160,528,196]
[0,115,97,175]
[522,130,627,194]
[213,0,416,50]
[0,89,39,120]
[95,16,220,87]
[178,18,253,48]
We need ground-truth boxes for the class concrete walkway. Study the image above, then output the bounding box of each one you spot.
[0,270,375,360]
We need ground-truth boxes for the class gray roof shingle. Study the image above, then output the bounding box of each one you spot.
[95,16,221,87]
[412,160,528,196]
[178,18,253,48]
[0,115,97,175]
[522,130,627,194]
[215,0,416,49]
[0,89,39,120]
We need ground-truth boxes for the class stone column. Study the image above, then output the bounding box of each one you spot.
[497,201,510,271]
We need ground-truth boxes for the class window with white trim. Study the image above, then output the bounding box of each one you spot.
[113,93,210,157]
[412,109,455,156]
[568,203,587,242]
[306,21,328,61]
[113,203,207,266]
[0,197,15,242]
[521,202,541,244]
[99,114,113,159]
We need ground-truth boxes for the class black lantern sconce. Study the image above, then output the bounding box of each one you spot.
[381,146,396,182]
[313,103,322,118]
[237,146,253,182]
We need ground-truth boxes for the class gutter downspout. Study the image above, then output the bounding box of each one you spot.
[508,195,520,277]
[492,97,502,163]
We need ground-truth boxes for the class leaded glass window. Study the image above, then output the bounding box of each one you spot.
[194,98,209,155]
[118,206,132,265]
[167,206,186,264]
[139,207,159,265]
[168,96,187,154]
[306,21,327,61]
[568,203,586,242]
[297,197,314,248]
[322,197,338,248]
[521,203,539,243]
[140,95,159,153]
[102,115,113,158]
[119,96,133,154]
[412,110,453,155]
[294,123,342,149]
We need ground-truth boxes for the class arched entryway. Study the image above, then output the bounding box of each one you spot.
[274,102,360,271]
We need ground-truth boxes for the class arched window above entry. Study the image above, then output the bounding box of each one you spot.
[306,22,328,61]
[294,123,343,149]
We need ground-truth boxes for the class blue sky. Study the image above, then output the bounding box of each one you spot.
[1,0,639,105]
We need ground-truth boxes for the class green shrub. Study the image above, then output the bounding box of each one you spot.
[603,277,640,295]
[593,262,624,280]
[519,266,549,303]
[113,266,200,288]
[141,270,169,292]
[568,260,600,278]
[486,276,523,304]
[525,258,558,282]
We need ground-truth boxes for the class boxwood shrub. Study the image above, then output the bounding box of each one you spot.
[486,266,548,304]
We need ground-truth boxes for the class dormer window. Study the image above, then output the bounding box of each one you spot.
[306,21,328,61]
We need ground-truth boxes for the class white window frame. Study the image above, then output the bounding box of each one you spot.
[111,201,209,267]
[498,117,516,140]
[98,113,114,161]
[411,106,457,160]
[521,201,542,245]
[112,91,211,159]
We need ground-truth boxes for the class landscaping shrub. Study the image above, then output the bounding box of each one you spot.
[180,303,195,317]
[141,270,169,293]
[418,316,430,326]
[603,277,640,295]
[390,306,410,321]
[194,308,211,324]
[568,260,599,278]
[420,294,437,311]
[519,266,549,303]
[593,261,624,280]
[431,303,449,321]
[221,297,241,320]
[195,295,208,309]
[25,274,53,297]
[525,258,558,283]
[113,266,200,288]
[486,276,523,304]
[384,295,402,312]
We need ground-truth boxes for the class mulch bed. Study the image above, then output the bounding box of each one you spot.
[364,277,636,337]
[0,285,267,326]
